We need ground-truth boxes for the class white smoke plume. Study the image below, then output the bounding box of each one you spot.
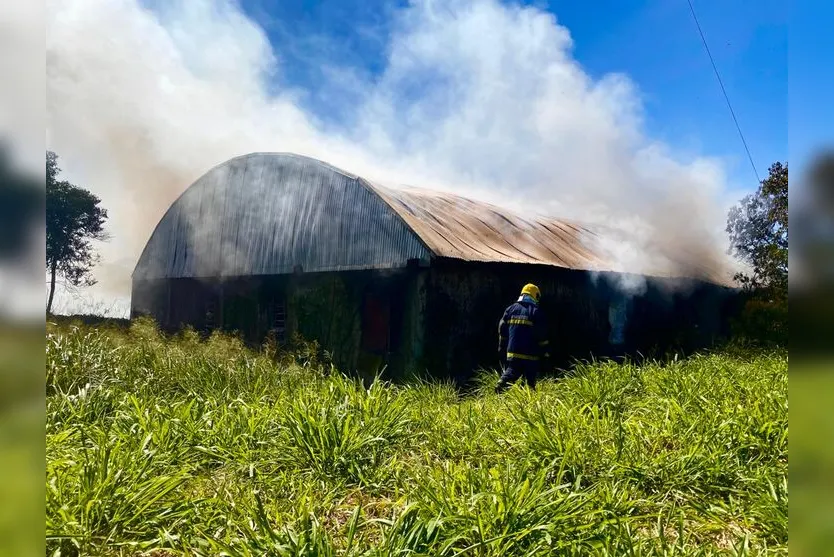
[46,0,739,314]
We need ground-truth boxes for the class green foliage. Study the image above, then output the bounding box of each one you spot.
[46,322,787,556]
[726,162,788,297]
[730,297,788,347]
[279,374,411,486]
[46,150,109,313]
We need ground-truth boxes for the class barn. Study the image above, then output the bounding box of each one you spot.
[131,152,738,381]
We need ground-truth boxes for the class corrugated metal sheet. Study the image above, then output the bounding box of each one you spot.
[133,153,432,280]
[364,182,732,284]
[366,182,606,269]
[133,152,731,285]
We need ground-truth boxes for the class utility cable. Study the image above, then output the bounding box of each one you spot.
[686,0,761,184]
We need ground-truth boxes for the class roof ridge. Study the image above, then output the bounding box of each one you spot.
[226,152,361,180]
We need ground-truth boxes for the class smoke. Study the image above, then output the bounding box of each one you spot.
[46,0,738,313]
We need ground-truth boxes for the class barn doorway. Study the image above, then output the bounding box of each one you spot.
[358,290,391,377]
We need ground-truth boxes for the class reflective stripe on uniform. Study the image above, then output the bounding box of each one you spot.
[507,352,540,361]
[508,318,533,326]
[538,340,550,346]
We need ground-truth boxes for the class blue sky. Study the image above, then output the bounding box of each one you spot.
[238,0,787,195]
[790,0,833,174]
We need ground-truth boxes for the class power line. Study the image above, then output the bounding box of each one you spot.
[686,0,761,184]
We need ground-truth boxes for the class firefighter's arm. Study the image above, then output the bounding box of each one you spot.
[498,309,509,353]
[536,310,551,359]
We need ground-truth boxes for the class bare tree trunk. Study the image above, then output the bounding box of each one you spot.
[47,260,57,315]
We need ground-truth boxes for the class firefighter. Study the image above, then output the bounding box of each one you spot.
[495,283,550,393]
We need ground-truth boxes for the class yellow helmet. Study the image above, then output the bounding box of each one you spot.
[520,283,541,303]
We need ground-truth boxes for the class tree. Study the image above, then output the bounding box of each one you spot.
[726,161,788,298]
[46,151,108,314]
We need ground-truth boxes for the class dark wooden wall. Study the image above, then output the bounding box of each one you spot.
[131,269,426,378]
[420,259,738,383]
[132,262,738,384]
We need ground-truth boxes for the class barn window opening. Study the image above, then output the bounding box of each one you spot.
[270,299,287,343]
[204,300,218,331]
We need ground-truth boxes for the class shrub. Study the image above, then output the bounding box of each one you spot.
[731,294,787,346]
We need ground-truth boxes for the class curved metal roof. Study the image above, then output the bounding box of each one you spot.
[133,153,432,280]
[133,152,731,284]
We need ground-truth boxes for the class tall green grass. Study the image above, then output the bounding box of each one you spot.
[46,318,787,556]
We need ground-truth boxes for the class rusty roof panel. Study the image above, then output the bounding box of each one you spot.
[366,182,604,268]
[365,181,732,285]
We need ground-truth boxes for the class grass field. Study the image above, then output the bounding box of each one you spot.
[46,318,787,556]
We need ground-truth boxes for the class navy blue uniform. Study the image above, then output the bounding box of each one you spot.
[496,298,549,390]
